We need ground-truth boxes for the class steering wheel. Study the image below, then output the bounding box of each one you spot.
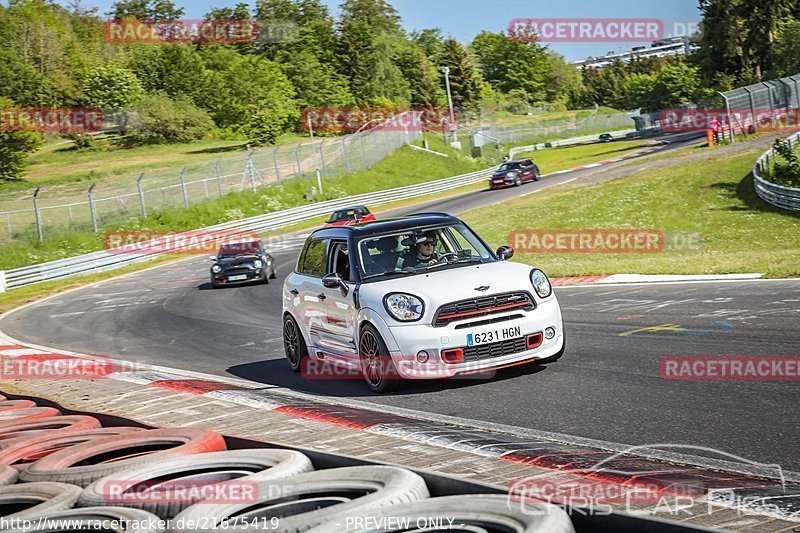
[429,252,458,265]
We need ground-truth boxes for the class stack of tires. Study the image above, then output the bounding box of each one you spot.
[0,395,573,532]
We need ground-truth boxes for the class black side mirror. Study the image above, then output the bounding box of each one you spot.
[322,273,349,296]
[496,246,514,261]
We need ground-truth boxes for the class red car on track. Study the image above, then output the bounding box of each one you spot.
[324,206,376,227]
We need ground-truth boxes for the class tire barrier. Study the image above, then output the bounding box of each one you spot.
[0,415,102,449]
[20,428,227,486]
[0,394,575,533]
[79,449,315,518]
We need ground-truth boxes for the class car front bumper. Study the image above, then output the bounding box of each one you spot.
[489,179,514,189]
[383,298,564,379]
[212,269,263,285]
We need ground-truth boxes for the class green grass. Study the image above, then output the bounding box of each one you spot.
[516,140,652,173]
[461,149,800,278]
[479,107,621,128]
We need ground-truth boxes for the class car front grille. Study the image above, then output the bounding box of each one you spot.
[462,337,528,362]
[433,291,535,327]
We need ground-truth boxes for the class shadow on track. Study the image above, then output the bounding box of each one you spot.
[226,359,548,398]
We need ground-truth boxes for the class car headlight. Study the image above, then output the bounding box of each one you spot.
[211,265,222,274]
[253,259,263,269]
[530,268,552,298]
[383,293,425,322]
[506,172,516,178]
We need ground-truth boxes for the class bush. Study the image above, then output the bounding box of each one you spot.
[124,94,214,145]
[0,98,41,181]
[770,139,800,188]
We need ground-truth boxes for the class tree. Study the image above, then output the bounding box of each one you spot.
[622,73,658,111]
[124,93,214,144]
[338,0,402,35]
[81,65,144,108]
[411,28,444,61]
[471,31,551,104]
[651,63,701,108]
[126,44,206,102]
[395,42,445,108]
[108,0,184,21]
[774,18,800,77]
[0,98,42,182]
[739,0,795,78]
[439,39,482,114]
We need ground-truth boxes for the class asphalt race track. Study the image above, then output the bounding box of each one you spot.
[5,134,799,470]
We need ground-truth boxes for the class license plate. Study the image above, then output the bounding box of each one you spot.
[228,274,248,281]
[467,325,522,346]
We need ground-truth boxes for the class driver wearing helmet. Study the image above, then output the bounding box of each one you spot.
[401,230,441,269]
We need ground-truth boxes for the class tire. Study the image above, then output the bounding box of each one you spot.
[20,428,226,487]
[171,466,429,533]
[0,427,144,467]
[3,507,166,533]
[0,415,101,449]
[269,267,277,280]
[0,400,36,411]
[79,449,314,518]
[359,324,400,393]
[0,408,60,423]
[210,277,220,289]
[308,494,574,533]
[262,271,269,285]
[0,482,83,521]
[283,314,309,373]
[0,464,18,485]
[515,176,522,187]
[535,330,566,365]
[533,171,541,181]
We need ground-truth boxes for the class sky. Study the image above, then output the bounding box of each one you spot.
[54,0,702,61]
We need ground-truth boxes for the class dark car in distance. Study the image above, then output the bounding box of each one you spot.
[489,159,541,190]
[210,240,276,288]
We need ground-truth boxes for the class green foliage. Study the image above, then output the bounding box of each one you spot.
[440,39,483,115]
[651,63,701,108]
[774,18,800,77]
[124,94,214,145]
[108,0,185,21]
[770,139,800,188]
[81,65,144,109]
[126,44,206,102]
[0,98,42,181]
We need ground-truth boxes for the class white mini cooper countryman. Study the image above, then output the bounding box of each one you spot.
[282,213,565,392]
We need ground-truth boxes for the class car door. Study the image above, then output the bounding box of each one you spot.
[293,238,328,354]
[317,240,359,361]
[521,159,535,182]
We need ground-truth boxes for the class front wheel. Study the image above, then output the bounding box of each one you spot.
[359,324,400,393]
[283,315,308,372]
[514,177,522,187]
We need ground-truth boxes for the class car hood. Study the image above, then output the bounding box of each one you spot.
[358,261,549,323]
[216,255,260,268]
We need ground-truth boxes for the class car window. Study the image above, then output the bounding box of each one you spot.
[499,162,521,171]
[329,241,351,281]
[523,160,533,166]
[300,239,327,277]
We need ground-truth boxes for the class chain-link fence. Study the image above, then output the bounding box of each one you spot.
[0,112,421,243]
[719,75,800,141]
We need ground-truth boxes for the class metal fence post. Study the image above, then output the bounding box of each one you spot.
[342,137,351,174]
[316,168,323,195]
[179,167,189,207]
[272,147,281,185]
[719,92,735,143]
[87,183,99,234]
[0,270,5,294]
[763,82,776,127]
[744,87,756,132]
[136,173,147,217]
[215,159,223,197]
[5,213,11,236]
[295,146,302,177]
[32,188,43,242]
[318,140,328,179]
[248,151,256,192]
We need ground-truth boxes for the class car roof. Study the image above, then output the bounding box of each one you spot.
[311,213,459,239]
[503,159,529,164]
[333,205,368,212]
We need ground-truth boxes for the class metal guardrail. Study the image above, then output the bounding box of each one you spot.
[0,167,494,292]
[752,132,800,211]
[507,129,636,160]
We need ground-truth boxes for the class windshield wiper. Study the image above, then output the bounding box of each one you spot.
[425,256,483,270]
[361,270,416,281]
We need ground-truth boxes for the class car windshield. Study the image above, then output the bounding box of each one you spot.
[218,242,259,258]
[499,162,521,171]
[328,210,360,223]
[357,223,494,281]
